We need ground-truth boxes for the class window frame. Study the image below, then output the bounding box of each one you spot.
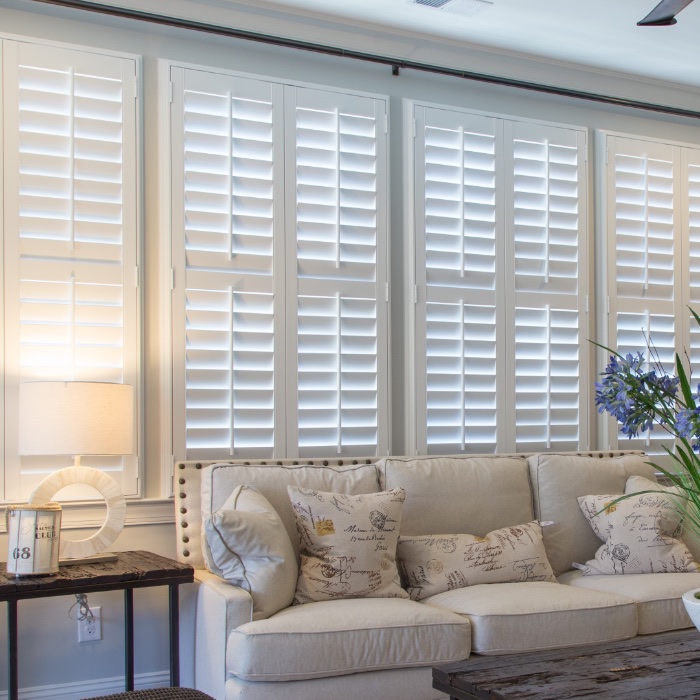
[162,59,391,487]
[597,128,700,456]
[405,98,591,455]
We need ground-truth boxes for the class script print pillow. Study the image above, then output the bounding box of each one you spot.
[397,521,556,601]
[288,486,408,604]
[576,481,698,575]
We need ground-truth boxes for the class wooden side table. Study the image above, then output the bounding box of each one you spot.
[0,550,194,700]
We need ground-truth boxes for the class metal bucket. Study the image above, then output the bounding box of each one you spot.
[6,503,62,576]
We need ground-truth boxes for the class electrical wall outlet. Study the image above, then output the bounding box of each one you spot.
[77,606,102,643]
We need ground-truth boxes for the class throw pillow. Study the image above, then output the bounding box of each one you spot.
[397,521,556,601]
[576,479,698,576]
[288,486,408,604]
[204,484,298,620]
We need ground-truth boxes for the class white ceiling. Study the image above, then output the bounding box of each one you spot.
[222,0,700,89]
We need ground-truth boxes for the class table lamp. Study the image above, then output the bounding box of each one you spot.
[18,381,134,563]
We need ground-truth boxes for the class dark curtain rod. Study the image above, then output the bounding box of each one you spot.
[29,0,700,121]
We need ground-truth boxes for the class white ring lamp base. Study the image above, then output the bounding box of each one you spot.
[29,466,127,560]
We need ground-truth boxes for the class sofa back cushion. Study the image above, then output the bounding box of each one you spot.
[376,455,533,536]
[528,452,656,576]
[201,462,380,561]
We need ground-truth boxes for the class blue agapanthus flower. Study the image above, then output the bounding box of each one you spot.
[594,352,679,439]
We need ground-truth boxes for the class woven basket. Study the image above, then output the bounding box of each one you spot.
[83,689,215,700]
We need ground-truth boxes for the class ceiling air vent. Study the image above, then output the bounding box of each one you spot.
[412,0,493,17]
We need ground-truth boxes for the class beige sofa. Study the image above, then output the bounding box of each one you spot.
[174,451,700,700]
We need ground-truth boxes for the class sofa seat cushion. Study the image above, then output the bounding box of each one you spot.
[422,581,637,655]
[559,569,700,634]
[226,597,471,681]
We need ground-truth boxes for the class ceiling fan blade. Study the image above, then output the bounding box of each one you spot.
[638,0,694,25]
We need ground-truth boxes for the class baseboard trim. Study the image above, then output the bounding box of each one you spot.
[1,670,170,700]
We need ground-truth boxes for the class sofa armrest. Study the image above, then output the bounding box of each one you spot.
[180,569,253,700]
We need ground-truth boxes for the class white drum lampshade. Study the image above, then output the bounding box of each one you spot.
[18,381,134,562]
[19,381,134,460]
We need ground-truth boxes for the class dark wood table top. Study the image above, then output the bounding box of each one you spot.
[434,629,700,699]
[0,550,193,601]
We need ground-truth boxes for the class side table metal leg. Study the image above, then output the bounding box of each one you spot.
[169,584,180,687]
[8,600,17,700]
[124,588,134,691]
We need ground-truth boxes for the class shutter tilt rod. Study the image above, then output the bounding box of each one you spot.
[28,0,700,121]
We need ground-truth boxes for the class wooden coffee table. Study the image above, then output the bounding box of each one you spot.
[433,628,700,699]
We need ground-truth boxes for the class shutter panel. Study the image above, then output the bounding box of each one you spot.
[508,121,587,452]
[682,148,700,380]
[170,68,285,461]
[3,41,139,499]
[605,136,679,455]
[285,86,388,456]
[414,106,504,454]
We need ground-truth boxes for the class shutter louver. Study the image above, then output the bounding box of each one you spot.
[510,122,586,452]
[172,69,284,460]
[3,41,139,499]
[288,87,387,457]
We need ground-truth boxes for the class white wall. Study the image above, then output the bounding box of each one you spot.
[2,0,700,695]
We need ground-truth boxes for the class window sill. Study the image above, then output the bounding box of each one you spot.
[0,498,175,533]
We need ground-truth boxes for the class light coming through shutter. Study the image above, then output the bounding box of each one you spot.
[412,103,588,454]
[287,86,388,457]
[170,69,389,460]
[683,149,700,380]
[510,121,586,452]
[3,40,139,499]
[605,135,678,455]
[171,68,285,461]
[414,106,502,454]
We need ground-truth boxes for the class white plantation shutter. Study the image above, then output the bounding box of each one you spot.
[414,106,503,454]
[170,68,389,460]
[508,121,587,452]
[605,135,680,454]
[2,40,139,499]
[682,149,700,380]
[286,86,388,457]
[170,68,285,461]
[412,103,587,454]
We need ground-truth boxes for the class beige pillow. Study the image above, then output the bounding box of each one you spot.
[288,486,408,604]
[397,521,556,601]
[204,485,298,620]
[576,478,698,575]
